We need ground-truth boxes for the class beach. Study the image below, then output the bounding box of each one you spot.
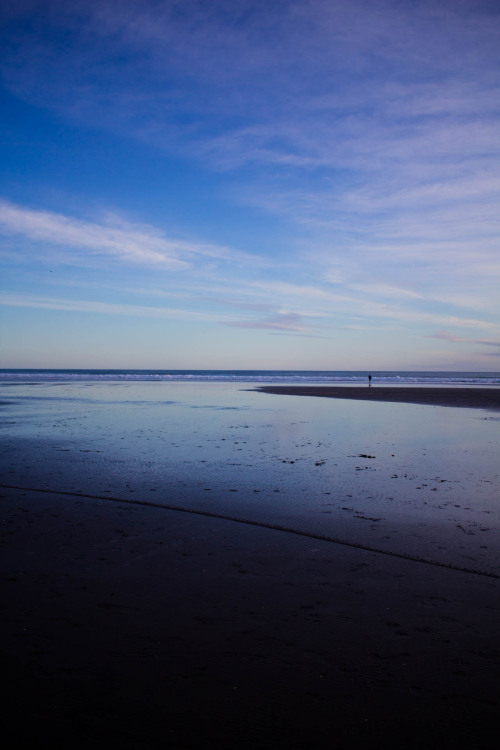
[2,484,499,749]
[1,377,499,747]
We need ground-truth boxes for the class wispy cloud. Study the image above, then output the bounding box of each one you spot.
[350,283,425,301]
[0,199,248,268]
[428,331,500,348]
[0,291,225,322]
[224,312,317,333]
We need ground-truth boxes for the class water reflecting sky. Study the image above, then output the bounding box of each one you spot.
[1,380,498,574]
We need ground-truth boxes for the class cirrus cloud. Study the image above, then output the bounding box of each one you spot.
[0,199,247,269]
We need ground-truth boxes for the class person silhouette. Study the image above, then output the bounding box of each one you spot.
[368,374,372,387]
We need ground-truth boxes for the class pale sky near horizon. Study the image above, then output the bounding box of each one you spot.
[1,0,499,370]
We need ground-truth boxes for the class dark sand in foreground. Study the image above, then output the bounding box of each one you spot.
[2,485,499,749]
[256,385,500,410]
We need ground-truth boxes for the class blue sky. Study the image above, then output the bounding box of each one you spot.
[1,0,499,370]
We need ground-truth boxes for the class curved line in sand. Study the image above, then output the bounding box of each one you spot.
[2,483,499,580]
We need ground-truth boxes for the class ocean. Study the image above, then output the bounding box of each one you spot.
[1,368,499,384]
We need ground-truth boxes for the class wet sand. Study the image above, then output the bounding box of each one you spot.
[256,385,500,410]
[2,485,499,749]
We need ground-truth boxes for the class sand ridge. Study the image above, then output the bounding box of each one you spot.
[256,385,500,410]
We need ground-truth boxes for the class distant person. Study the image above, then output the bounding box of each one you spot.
[368,374,372,387]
